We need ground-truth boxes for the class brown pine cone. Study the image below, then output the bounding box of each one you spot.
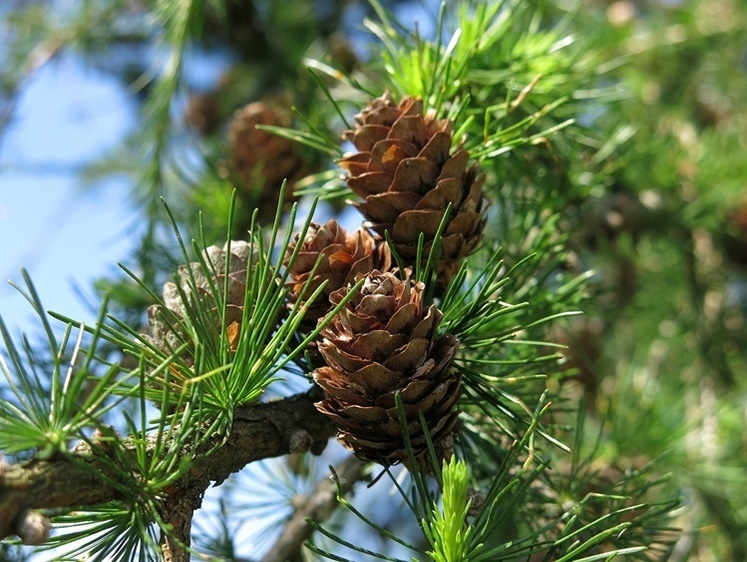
[224,99,306,216]
[185,92,221,135]
[312,270,460,466]
[284,219,391,330]
[340,91,489,284]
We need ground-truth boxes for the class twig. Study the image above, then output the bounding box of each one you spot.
[260,456,367,562]
[0,391,338,543]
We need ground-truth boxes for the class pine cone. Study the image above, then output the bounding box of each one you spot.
[185,92,221,135]
[147,240,261,360]
[225,99,306,216]
[312,270,460,466]
[340,91,489,284]
[284,219,391,330]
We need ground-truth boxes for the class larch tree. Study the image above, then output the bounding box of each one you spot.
[2,0,746,561]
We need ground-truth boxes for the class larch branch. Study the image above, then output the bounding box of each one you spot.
[0,391,338,543]
[260,455,368,562]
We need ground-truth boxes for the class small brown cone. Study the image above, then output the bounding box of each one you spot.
[224,99,306,216]
[185,92,221,135]
[284,219,391,330]
[312,270,460,466]
[340,91,489,285]
[147,240,263,361]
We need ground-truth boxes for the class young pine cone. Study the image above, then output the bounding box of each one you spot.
[284,219,391,330]
[312,270,460,466]
[147,240,262,359]
[340,91,489,285]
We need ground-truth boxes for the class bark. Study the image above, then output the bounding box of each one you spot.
[0,391,338,544]
[160,484,203,562]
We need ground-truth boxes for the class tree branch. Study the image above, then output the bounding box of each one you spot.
[160,484,202,562]
[0,391,338,544]
[261,455,367,562]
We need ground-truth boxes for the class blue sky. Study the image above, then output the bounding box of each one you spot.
[0,54,141,336]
